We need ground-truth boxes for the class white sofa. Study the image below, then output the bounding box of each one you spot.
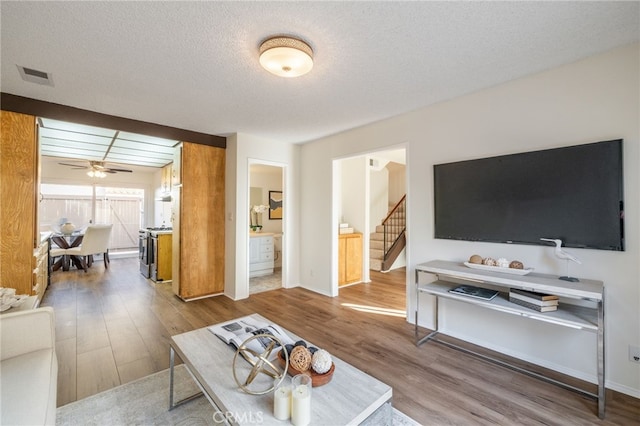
[0,307,58,425]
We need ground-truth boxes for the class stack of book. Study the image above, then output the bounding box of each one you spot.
[509,288,559,312]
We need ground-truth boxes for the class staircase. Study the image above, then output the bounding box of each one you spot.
[370,195,406,272]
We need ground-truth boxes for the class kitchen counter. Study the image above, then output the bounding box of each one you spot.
[249,231,274,237]
[150,230,173,235]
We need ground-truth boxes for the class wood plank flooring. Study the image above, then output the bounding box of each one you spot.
[42,258,639,425]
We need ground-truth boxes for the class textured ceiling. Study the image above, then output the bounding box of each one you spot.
[1,2,638,144]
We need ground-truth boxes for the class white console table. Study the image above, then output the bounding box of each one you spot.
[414,259,605,418]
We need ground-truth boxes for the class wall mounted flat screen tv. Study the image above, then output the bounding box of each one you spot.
[433,139,624,251]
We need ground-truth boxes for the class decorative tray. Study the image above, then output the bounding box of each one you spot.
[463,262,533,276]
[277,349,335,387]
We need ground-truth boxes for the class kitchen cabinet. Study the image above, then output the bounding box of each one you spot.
[33,237,49,300]
[172,144,182,186]
[172,142,225,300]
[161,163,172,194]
[0,111,47,299]
[338,233,362,286]
[151,232,172,282]
[249,234,274,277]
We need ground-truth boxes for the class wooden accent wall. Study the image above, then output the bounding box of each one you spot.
[0,111,38,294]
[177,142,225,299]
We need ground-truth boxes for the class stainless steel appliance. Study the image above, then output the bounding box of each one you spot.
[147,227,172,282]
[139,229,150,277]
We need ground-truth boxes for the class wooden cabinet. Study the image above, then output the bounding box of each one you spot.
[161,164,172,194]
[152,233,172,282]
[0,111,46,299]
[172,144,182,186]
[157,233,172,281]
[33,238,49,300]
[249,234,274,277]
[172,142,225,300]
[338,233,362,286]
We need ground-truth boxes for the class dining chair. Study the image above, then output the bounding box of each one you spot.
[61,224,113,272]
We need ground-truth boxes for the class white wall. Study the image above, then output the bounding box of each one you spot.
[225,133,300,301]
[369,164,389,233]
[340,157,367,235]
[387,162,406,205]
[299,44,640,396]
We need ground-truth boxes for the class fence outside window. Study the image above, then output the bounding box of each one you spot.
[40,184,143,253]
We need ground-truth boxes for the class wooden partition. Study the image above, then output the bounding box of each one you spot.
[0,111,39,295]
[172,141,225,300]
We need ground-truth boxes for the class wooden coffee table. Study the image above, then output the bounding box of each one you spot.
[169,313,392,425]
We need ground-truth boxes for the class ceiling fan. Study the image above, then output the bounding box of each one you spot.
[58,160,133,178]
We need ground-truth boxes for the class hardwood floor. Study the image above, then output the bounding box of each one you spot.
[42,258,638,425]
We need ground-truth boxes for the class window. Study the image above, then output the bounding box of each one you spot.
[40,184,143,253]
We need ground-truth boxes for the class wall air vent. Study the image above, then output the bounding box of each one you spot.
[17,65,54,86]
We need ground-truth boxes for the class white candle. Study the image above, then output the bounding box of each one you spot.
[291,384,311,426]
[273,384,291,420]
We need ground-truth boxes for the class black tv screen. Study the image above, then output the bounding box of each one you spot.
[433,139,624,251]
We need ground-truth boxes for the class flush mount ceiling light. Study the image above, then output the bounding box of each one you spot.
[259,36,313,78]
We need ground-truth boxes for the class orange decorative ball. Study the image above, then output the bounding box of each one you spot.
[289,345,312,372]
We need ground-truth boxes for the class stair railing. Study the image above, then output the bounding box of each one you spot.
[382,195,406,264]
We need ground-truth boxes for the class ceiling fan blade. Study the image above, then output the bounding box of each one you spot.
[105,168,133,173]
[104,170,118,174]
[58,162,88,169]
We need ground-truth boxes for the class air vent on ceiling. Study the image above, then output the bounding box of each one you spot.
[17,65,54,86]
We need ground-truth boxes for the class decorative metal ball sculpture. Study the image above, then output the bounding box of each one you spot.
[232,334,289,395]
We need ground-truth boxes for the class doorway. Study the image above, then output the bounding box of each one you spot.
[333,147,407,294]
[248,162,285,294]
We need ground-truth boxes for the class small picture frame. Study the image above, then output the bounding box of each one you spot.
[269,191,283,220]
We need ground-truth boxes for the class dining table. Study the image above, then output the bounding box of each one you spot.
[50,232,84,271]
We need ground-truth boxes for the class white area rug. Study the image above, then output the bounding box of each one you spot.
[57,365,420,425]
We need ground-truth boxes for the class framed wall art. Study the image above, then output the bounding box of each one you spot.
[269,190,283,219]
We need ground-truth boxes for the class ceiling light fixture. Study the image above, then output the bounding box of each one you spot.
[259,36,313,78]
[87,170,107,178]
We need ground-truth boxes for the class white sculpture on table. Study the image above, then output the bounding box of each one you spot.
[540,238,581,282]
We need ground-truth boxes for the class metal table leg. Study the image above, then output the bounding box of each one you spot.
[597,296,605,419]
[169,346,203,410]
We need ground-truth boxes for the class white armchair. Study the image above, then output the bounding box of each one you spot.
[0,307,58,425]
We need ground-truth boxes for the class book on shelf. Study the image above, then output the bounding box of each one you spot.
[339,227,354,234]
[207,315,294,361]
[449,285,499,301]
[509,296,558,312]
[509,292,559,307]
[509,288,559,301]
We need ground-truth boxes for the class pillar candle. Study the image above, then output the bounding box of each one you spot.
[291,384,311,426]
[273,383,291,420]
